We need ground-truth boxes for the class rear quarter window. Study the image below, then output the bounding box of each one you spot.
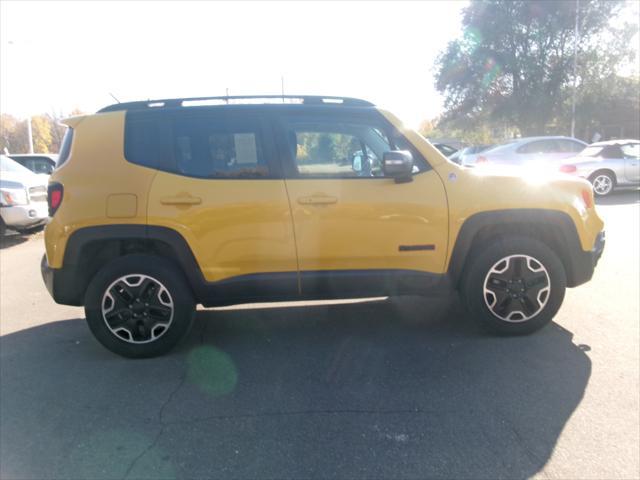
[56,128,74,168]
[124,113,173,170]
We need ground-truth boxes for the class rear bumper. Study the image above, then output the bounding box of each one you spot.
[567,230,605,287]
[41,255,84,306]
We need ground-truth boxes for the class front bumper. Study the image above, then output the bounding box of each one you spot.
[0,202,48,229]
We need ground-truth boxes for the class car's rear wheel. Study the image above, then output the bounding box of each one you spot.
[84,255,195,358]
[590,171,615,196]
[462,237,566,335]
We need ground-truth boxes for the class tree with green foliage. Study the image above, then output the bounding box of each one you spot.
[573,74,640,140]
[434,0,638,137]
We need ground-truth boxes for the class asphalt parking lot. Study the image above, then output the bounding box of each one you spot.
[1,190,638,480]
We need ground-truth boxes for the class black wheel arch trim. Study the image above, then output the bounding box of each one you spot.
[57,224,208,304]
[448,209,598,288]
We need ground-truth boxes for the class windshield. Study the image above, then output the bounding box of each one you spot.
[0,155,35,175]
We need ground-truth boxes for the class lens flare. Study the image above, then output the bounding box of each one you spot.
[187,346,238,396]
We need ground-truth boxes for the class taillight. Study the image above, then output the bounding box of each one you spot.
[560,164,577,173]
[48,183,63,216]
[476,156,488,163]
[581,189,593,209]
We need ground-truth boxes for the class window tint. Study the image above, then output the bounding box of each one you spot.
[33,159,53,174]
[125,112,270,179]
[56,128,73,168]
[285,121,391,178]
[125,115,165,169]
[173,117,266,178]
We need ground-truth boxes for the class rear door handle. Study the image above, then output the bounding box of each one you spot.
[160,195,202,206]
[297,195,338,205]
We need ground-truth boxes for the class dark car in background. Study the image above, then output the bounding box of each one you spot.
[433,143,458,157]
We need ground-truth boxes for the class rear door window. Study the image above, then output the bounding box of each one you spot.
[125,110,274,179]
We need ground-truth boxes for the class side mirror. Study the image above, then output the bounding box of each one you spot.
[383,150,413,183]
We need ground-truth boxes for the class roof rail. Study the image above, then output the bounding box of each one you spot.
[98,95,375,113]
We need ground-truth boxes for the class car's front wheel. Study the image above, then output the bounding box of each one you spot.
[462,237,566,335]
[84,255,195,358]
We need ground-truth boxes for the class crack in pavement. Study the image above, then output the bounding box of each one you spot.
[162,407,459,426]
[121,319,207,479]
[121,372,188,480]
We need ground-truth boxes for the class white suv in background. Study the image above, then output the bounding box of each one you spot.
[0,155,49,234]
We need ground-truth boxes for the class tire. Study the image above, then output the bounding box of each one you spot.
[461,236,566,335]
[84,254,196,358]
[590,171,615,197]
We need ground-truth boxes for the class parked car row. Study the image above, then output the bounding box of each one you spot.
[0,155,50,234]
[8,154,57,175]
[436,135,639,197]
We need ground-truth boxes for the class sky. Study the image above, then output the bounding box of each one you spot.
[1,1,638,129]
[0,1,467,128]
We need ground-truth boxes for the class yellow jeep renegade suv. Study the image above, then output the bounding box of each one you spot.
[41,95,605,358]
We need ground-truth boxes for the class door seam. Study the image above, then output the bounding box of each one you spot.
[282,178,302,295]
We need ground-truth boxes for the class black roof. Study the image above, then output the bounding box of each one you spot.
[98,95,375,113]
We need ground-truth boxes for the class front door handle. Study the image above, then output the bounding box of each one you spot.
[297,194,338,205]
[160,195,202,206]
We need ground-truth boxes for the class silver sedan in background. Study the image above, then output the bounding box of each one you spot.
[559,140,640,196]
[468,136,587,167]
